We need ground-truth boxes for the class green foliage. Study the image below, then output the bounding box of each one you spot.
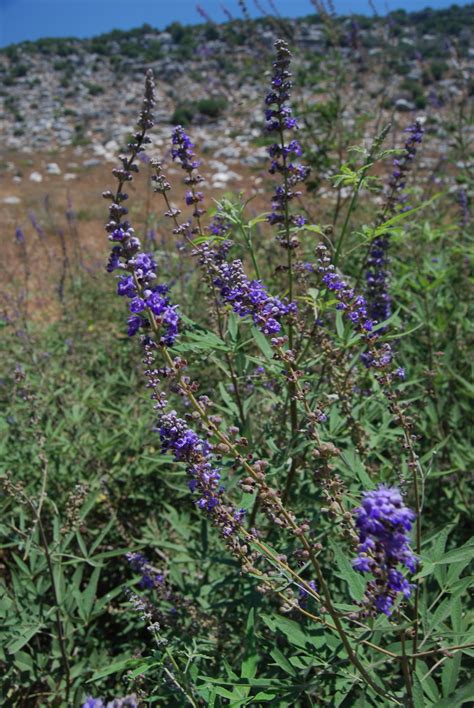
[196,97,227,119]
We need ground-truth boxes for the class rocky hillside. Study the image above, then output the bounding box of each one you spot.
[0,5,472,157]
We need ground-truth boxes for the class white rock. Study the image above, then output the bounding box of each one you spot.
[105,139,119,152]
[46,162,61,175]
[3,196,21,204]
[12,176,22,183]
[64,173,77,180]
[29,171,43,183]
[213,172,230,183]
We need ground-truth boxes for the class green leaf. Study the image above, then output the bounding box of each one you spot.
[241,608,258,680]
[415,660,440,703]
[375,193,443,235]
[228,312,239,342]
[251,327,273,360]
[412,673,426,708]
[434,679,474,708]
[212,686,238,700]
[175,329,230,353]
[416,539,474,579]
[83,566,101,619]
[437,541,474,565]
[335,311,345,340]
[8,624,44,654]
[261,614,309,649]
[441,653,462,698]
[330,541,366,601]
[269,647,296,677]
[90,657,141,681]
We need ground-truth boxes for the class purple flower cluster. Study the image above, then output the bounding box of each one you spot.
[140,341,248,545]
[115,262,179,344]
[171,126,205,221]
[265,40,309,244]
[171,125,201,173]
[209,254,296,336]
[158,409,245,535]
[318,256,374,334]
[298,579,318,608]
[126,552,164,590]
[207,211,231,238]
[82,696,137,708]
[388,120,425,213]
[317,244,396,370]
[353,486,416,616]
[458,188,470,227]
[104,72,180,344]
[364,235,392,326]
[363,121,425,327]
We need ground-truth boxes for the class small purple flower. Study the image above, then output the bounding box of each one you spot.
[110,227,126,242]
[129,297,146,314]
[15,227,25,243]
[458,188,470,227]
[298,580,318,608]
[82,699,104,708]
[117,275,136,298]
[127,315,143,337]
[126,552,164,589]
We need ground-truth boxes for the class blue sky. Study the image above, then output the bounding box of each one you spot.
[0,0,470,47]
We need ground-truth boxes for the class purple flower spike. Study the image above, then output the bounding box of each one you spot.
[265,40,309,246]
[171,125,201,173]
[353,486,417,616]
[364,120,425,328]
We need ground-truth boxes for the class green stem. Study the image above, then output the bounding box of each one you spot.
[333,170,366,268]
